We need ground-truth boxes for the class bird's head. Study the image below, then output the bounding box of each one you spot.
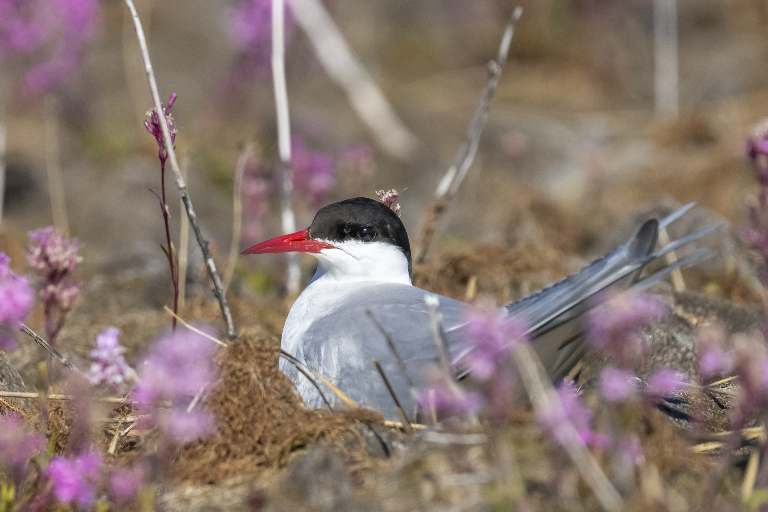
[243,197,412,284]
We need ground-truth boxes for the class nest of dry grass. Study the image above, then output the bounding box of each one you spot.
[173,333,383,484]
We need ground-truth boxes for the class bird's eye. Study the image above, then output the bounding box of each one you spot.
[359,226,376,242]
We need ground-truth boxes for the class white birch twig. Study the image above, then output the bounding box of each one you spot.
[123,0,236,340]
[288,0,418,160]
[415,8,522,264]
[272,0,301,294]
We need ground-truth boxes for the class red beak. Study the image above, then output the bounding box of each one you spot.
[242,229,335,255]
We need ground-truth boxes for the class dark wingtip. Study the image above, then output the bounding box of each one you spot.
[628,219,659,261]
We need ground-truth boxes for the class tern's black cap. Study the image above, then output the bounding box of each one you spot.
[308,197,412,276]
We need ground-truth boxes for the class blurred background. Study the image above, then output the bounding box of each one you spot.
[1,0,766,325]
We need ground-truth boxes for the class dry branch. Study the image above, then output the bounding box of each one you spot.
[19,323,86,378]
[288,0,418,160]
[415,7,522,264]
[123,0,236,340]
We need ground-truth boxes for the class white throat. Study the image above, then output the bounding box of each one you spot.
[309,240,412,286]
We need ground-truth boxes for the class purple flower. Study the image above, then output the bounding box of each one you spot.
[588,292,667,367]
[227,0,294,81]
[20,0,100,96]
[538,383,608,448]
[26,227,80,345]
[599,366,636,403]
[27,227,80,275]
[242,156,271,247]
[617,434,645,467]
[87,327,134,390]
[0,253,34,351]
[291,137,335,208]
[144,93,177,164]
[0,414,45,485]
[167,407,216,443]
[698,324,733,379]
[109,464,144,504]
[418,369,484,419]
[645,368,686,396]
[48,449,101,508]
[461,308,528,382]
[134,327,218,442]
[0,0,46,61]
[376,189,401,217]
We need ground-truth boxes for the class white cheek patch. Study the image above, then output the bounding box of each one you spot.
[314,240,411,285]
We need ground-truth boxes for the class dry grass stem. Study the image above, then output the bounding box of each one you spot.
[365,307,417,391]
[288,0,418,159]
[123,0,236,340]
[163,306,228,347]
[223,144,254,295]
[741,449,760,500]
[0,391,127,403]
[178,147,190,308]
[511,341,623,512]
[659,227,686,291]
[19,323,86,377]
[44,95,69,234]
[415,7,522,263]
[373,358,413,433]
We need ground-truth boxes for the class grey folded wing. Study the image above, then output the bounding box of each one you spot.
[500,202,718,380]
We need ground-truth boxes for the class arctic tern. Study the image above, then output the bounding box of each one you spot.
[243,197,716,420]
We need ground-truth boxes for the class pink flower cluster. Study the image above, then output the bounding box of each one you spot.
[376,189,401,217]
[134,327,218,443]
[0,414,45,491]
[26,227,80,344]
[537,383,607,448]
[87,327,135,391]
[0,0,100,96]
[242,156,271,248]
[144,93,178,165]
[292,137,335,209]
[228,0,294,81]
[0,253,34,351]
[419,308,528,421]
[742,119,768,288]
[47,450,101,508]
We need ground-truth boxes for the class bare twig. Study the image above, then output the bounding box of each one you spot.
[223,144,254,295]
[44,95,69,235]
[279,350,333,411]
[279,349,358,409]
[742,450,760,501]
[272,0,301,295]
[658,227,685,291]
[108,420,123,455]
[123,0,236,340]
[511,341,623,512]
[288,0,418,160]
[178,148,190,308]
[163,306,228,347]
[19,323,86,378]
[365,307,416,392]
[415,7,522,264]
[424,294,452,376]
[0,390,127,403]
[373,358,413,433]
[383,420,427,431]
